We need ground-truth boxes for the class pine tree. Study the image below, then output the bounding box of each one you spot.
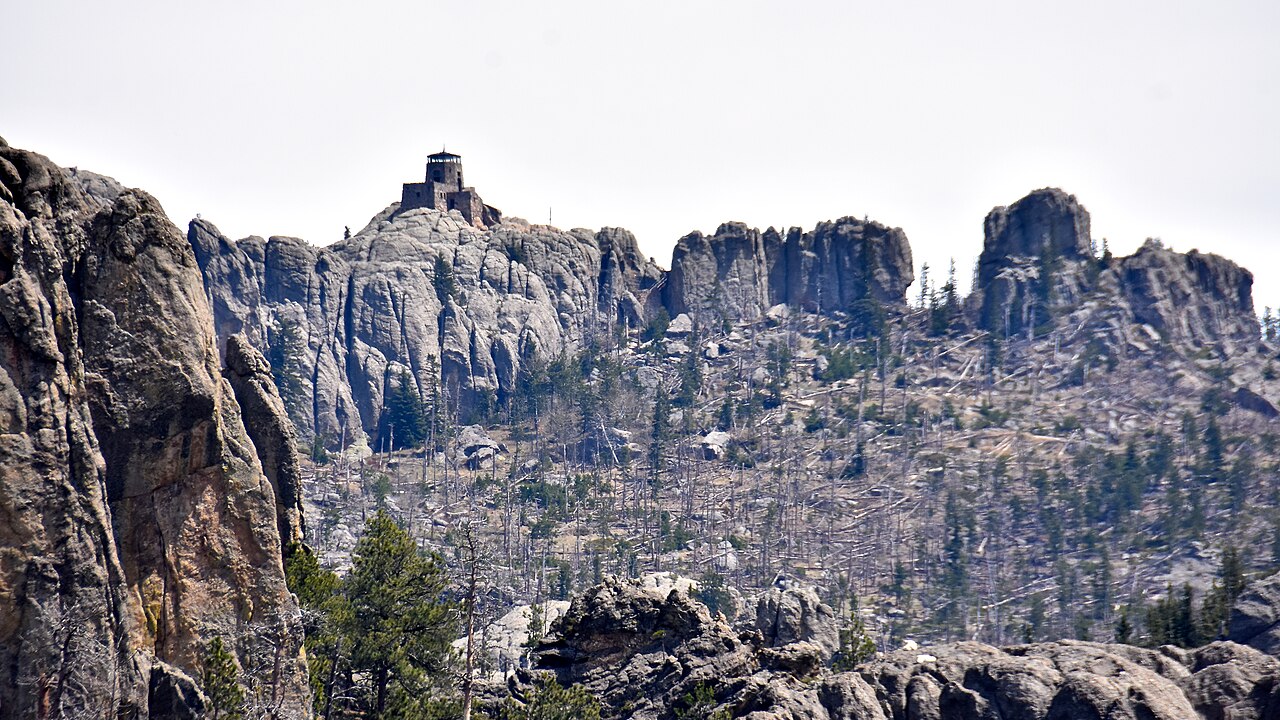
[201,637,244,720]
[380,370,428,450]
[283,544,343,716]
[433,253,458,304]
[267,317,308,427]
[648,390,671,490]
[344,511,457,717]
[498,676,601,720]
[1114,608,1133,644]
[833,594,877,670]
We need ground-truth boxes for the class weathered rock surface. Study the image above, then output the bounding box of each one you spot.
[664,218,914,325]
[0,140,308,718]
[520,575,1280,720]
[0,137,150,719]
[224,333,307,548]
[753,584,840,661]
[1117,238,1258,352]
[664,222,771,322]
[192,210,664,448]
[860,640,1280,720]
[863,641,1199,720]
[526,576,880,720]
[1231,571,1280,658]
[975,188,1096,336]
[974,189,1259,356]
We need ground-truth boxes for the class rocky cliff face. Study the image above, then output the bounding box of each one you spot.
[974,188,1259,354]
[975,188,1096,336]
[664,217,915,325]
[192,208,663,448]
[0,139,307,718]
[1117,238,1258,351]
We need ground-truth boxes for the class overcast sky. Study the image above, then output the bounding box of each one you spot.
[7,1,1279,308]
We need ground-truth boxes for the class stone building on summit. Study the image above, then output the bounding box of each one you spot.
[401,150,501,228]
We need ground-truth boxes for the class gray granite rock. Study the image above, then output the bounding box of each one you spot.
[664,217,915,325]
[193,211,664,449]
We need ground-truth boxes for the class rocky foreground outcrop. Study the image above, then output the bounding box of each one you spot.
[664,218,914,324]
[526,576,875,719]
[1232,571,1280,658]
[520,577,1280,720]
[0,139,307,718]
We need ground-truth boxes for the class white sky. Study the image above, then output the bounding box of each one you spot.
[7,1,1280,308]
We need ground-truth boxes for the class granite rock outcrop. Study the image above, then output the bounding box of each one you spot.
[522,576,1280,720]
[526,576,880,720]
[664,217,914,325]
[973,188,1258,355]
[192,210,664,449]
[0,139,307,718]
[1231,571,1280,658]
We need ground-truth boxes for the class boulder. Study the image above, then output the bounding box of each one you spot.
[701,430,732,460]
[1231,571,1280,657]
[753,585,840,661]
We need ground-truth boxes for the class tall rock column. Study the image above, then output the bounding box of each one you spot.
[0,139,151,719]
[975,188,1096,337]
[224,334,307,550]
[79,189,310,714]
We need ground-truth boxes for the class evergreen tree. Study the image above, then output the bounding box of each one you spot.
[498,677,601,720]
[380,370,429,450]
[833,594,878,670]
[693,570,733,619]
[928,259,961,336]
[675,682,730,720]
[1114,608,1133,644]
[849,297,886,340]
[1200,418,1225,482]
[648,390,671,490]
[344,511,457,717]
[201,637,245,720]
[433,254,457,304]
[1228,447,1255,516]
[941,492,968,629]
[267,317,308,426]
[284,544,344,716]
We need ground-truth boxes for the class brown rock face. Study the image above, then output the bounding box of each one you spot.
[0,141,308,718]
[0,140,150,719]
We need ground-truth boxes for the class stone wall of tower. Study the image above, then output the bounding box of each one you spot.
[446,189,487,228]
[401,181,433,210]
[427,161,464,192]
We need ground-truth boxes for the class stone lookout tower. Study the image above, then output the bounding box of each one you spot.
[401,150,501,228]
